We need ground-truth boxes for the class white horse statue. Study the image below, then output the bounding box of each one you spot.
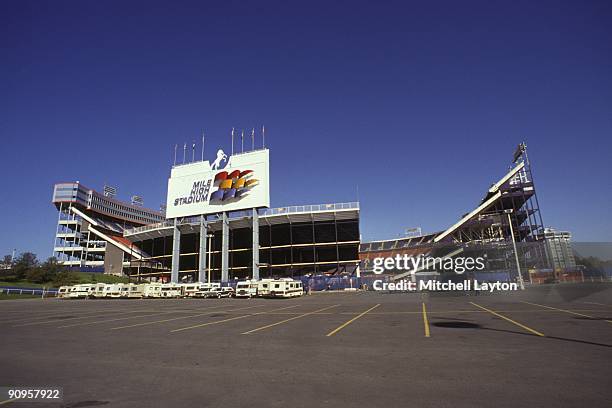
[211,149,228,170]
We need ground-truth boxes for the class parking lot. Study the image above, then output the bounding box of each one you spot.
[1,283,611,408]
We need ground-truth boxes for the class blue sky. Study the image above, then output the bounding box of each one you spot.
[1,0,611,259]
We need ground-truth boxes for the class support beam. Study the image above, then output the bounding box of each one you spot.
[252,208,259,280]
[198,215,208,282]
[221,212,229,282]
[171,219,181,283]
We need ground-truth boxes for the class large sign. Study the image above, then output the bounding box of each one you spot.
[166,149,270,218]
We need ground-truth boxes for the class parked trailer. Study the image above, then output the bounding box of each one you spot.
[268,279,304,298]
[143,283,163,298]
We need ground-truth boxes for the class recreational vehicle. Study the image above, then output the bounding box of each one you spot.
[57,286,71,298]
[90,283,108,298]
[268,279,304,298]
[142,283,163,298]
[181,283,206,298]
[256,279,275,297]
[122,283,144,299]
[68,284,95,299]
[105,283,123,298]
[160,283,183,298]
[235,280,258,298]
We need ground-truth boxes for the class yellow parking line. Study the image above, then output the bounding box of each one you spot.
[470,302,545,337]
[326,304,380,337]
[110,304,264,330]
[171,305,301,333]
[522,301,612,323]
[422,303,430,338]
[0,398,17,405]
[243,305,340,335]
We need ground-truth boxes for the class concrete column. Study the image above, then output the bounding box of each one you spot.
[221,212,229,282]
[252,208,259,280]
[171,218,181,283]
[198,215,208,282]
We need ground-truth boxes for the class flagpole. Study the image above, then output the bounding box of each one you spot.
[183,143,187,164]
[201,132,205,161]
[262,125,265,148]
[192,141,195,162]
[174,144,177,166]
[231,128,235,155]
[251,128,255,150]
[241,130,244,153]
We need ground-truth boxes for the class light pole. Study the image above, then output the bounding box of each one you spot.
[207,234,213,283]
[505,209,525,290]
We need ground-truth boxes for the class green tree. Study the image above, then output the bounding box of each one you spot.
[12,252,38,281]
[2,254,12,266]
[52,271,79,287]
[40,257,64,282]
[25,268,47,283]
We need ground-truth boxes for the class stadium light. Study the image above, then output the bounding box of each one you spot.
[504,209,525,290]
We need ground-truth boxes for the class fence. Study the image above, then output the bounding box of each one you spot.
[0,287,58,297]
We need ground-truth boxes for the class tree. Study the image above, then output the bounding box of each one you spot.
[52,271,79,287]
[15,252,38,267]
[25,268,47,283]
[40,257,64,282]
[2,254,12,266]
[12,252,38,280]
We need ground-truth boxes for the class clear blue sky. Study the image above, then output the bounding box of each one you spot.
[1,0,611,260]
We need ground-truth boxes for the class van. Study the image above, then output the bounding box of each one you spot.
[235,280,258,298]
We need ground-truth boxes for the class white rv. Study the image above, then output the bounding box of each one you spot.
[160,283,183,298]
[235,280,258,298]
[121,283,144,299]
[181,283,206,298]
[142,283,163,298]
[256,279,275,297]
[68,284,95,299]
[90,283,108,299]
[268,279,304,298]
[106,283,123,298]
[57,286,72,298]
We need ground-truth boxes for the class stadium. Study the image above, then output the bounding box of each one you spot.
[52,141,575,286]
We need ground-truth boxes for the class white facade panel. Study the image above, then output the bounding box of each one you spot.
[166,149,270,218]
